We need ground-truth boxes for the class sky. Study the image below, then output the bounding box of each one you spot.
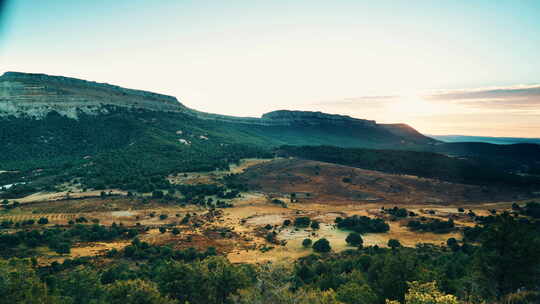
[1,0,540,137]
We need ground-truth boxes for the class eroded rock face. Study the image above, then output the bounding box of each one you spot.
[0,72,380,127]
[0,72,425,141]
[0,72,186,118]
[261,110,377,127]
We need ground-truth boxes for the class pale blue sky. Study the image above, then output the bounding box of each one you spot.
[1,0,540,136]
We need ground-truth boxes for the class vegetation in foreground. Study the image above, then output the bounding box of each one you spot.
[0,212,538,303]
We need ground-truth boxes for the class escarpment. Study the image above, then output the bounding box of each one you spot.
[0,71,436,145]
[0,72,186,118]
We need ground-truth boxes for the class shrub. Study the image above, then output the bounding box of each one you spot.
[313,238,331,253]
[302,238,312,248]
[387,239,401,250]
[294,217,311,228]
[337,215,389,234]
[345,232,363,247]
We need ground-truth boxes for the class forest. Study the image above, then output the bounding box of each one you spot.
[0,213,538,303]
[277,145,540,187]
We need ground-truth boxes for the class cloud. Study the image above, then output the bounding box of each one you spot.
[427,84,540,100]
[425,85,540,111]
[304,84,540,137]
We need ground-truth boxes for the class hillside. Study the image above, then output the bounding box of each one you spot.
[2,71,539,197]
[0,72,436,194]
[276,145,540,189]
[228,158,525,204]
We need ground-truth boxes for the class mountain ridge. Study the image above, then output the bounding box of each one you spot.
[1,71,539,196]
[0,71,434,142]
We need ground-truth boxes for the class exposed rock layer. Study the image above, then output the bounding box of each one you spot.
[0,71,432,143]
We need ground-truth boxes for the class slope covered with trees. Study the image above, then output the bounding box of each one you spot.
[277,145,540,187]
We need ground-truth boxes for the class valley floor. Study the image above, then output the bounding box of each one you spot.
[1,158,533,266]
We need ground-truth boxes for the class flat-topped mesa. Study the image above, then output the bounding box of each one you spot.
[261,110,377,127]
[0,71,186,118]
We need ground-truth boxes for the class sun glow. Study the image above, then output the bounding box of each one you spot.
[391,94,442,117]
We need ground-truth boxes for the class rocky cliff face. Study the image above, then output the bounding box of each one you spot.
[0,72,187,118]
[261,110,377,127]
[0,72,380,127]
[0,72,432,145]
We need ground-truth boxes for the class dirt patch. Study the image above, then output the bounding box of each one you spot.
[10,189,127,204]
[233,158,526,205]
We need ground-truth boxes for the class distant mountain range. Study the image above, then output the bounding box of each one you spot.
[431,135,540,145]
[1,71,539,195]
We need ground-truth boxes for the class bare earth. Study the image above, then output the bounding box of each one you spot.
[1,158,533,265]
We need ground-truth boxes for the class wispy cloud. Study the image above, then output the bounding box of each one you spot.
[426,85,540,101]
[426,85,540,115]
[305,84,540,137]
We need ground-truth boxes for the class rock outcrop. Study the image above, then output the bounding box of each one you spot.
[0,72,186,118]
[0,71,434,145]
[261,110,377,127]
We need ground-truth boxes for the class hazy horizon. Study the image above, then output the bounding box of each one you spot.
[1,0,539,137]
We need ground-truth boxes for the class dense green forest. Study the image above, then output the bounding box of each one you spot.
[0,109,272,194]
[0,213,538,303]
[277,145,540,187]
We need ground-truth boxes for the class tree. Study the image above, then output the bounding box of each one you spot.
[302,238,312,248]
[294,217,311,228]
[446,238,459,251]
[388,239,401,250]
[157,257,251,304]
[231,264,341,304]
[0,259,61,304]
[385,281,459,304]
[56,268,106,304]
[345,232,363,248]
[313,238,331,253]
[283,219,291,226]
[475,213,540,298]
[159,227,166,234]
[310,221,320,230]
[38,217,49,225]
[55,242,71,254]
[337,282,378,304]
[106,279,177,304]
[171,228,180,235]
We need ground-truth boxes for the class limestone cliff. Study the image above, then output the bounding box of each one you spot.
[0,71,187,118]
[0,72,434,145]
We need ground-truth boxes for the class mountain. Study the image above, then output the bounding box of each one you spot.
[0,71,437,150]
[0,71,436,195]
[0,72,429,140]
[1,71,538,196]
[431,134,540,145]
